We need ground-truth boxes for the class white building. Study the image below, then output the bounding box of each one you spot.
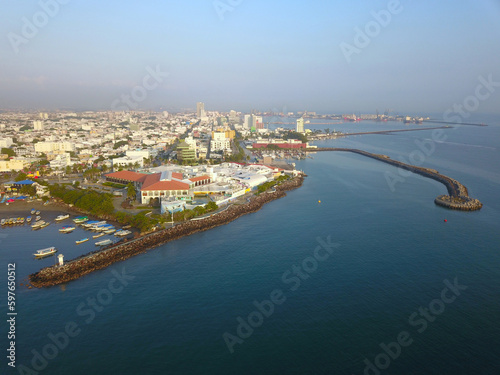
[210,132,231,152]
[0,137,13,148]
[33,121,44,131]
[34,142,75,153]
[296,118,304,133]
[243,114,251,129]
[112,155,144,169]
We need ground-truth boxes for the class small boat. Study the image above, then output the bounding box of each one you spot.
[20,217,25,224]
[31,220,46,229]
[26,216,32,223]
[1,219,5,226]
[97,224,113,232]
[31,209,36,215]
[73,216,88,224]
[122,225,132,229]
[76,238,89,244]
[59,226,75,233]
[55,214,70,222]
[35,216,41,221]
[39,222,50,229]
[115,230,131,237]
[36,211,40,215]
[93,233,105,239]
[95,239,113,246]
[34,247,57,258]
[104,228,116,234]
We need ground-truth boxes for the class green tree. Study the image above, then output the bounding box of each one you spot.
[1,148,15,157]
[127,183,136,200]
[15,172,27,182]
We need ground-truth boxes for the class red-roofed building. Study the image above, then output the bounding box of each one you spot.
[252,143,306,149]
[105,171,148,184]
[188,175,211,187]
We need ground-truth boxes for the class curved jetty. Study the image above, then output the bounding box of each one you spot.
[312,148,482,211]
[29,176,304,288]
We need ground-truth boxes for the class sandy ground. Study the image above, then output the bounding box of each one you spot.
[0,199,72,218]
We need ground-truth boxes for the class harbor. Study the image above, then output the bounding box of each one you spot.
[311,147,483,211]
[28,175,304,288]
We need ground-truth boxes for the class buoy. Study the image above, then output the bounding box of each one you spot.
[318,200,321,203]
[444,219,447,222]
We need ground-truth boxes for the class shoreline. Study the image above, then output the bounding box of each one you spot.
[28,175,305,288]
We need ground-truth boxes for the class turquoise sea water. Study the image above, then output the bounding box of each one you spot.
[2,115,500,374]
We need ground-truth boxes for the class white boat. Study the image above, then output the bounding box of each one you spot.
[36,211,40,215]
[76,238,89,244]
[55,214,70,222]
[34,247,57,258]
[104,228,116,234]
[115,230,131,237]
[1,219,5,226]
[35,216,41,221]
[31,220,46,229]
[31,209,36,214]
[93,233,105,239]
[39,222,50,229]
[73,216,88,224]
[59,226,75,233]
[26,216,32,223]
[95,239,113,246]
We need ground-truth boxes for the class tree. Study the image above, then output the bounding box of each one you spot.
[206,201,218,212]
[15,172,27,182]
[20,185,36,196]
[1,148,15,157]
[127,183,136,200]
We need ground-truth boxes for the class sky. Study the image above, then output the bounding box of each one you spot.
[1,0,500,115]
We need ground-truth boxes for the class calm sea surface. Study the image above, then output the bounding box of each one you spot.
[2,115,499,374]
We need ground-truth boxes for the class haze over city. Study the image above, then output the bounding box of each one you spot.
[1,0,500,114]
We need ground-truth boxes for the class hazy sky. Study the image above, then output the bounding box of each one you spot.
[1,0,500,114]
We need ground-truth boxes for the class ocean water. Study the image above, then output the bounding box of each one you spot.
[2,115,500,375]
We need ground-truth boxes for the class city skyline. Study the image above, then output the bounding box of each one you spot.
[1,1,500,114]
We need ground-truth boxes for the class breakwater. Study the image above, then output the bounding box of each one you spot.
[28,176,304,288]
[311,148,483,211]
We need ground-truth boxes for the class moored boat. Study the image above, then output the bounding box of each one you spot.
[39,222,50,229]
[93,233,105,239]
[55,214,70,222]
[31,209,36,215]
[26,216,32,223]
[104,228,116,234]
[95,239,113,246]
[76,238,89,244]
[59,226,75,233]
[115,230,131,237]
[73,216,89,224]
[31,220,46,229]
[34,247,57,258]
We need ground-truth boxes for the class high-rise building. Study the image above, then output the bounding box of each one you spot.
[33,121,44,131]
[196,102,205,118]
[296,118,304,133]
[243,115,251,129]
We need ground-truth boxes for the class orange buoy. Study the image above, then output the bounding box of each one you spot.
[444,219,447,222]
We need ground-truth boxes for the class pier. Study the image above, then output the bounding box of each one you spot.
[28,176,304,288]
[311,148,483,211]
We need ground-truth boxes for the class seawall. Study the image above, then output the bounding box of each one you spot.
[311,148,482,211]
[28,176,304,288]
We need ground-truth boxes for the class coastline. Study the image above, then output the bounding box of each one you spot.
[28,175,305,288]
